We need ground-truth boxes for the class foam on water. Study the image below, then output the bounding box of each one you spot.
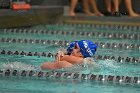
[97,59,122,75]
[57,58,100,74]
[1,62,39,71]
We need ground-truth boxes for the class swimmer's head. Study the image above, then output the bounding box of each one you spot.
[67,41,78,55]
[78,40,97,58]
[67,40,97,58]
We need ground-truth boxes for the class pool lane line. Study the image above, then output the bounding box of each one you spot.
[0,69,140,85]
[0,50,139,63]
[0,38,139,50]
[1,28,140,40]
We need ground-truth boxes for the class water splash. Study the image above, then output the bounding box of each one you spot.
[1,62,39,71]
[57,58,100,74]
[97,59,121,75]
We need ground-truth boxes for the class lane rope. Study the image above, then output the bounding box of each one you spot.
[0,69,140,84]
[0,50,139,63]
[0,38,139,50]
[1,28,140,40]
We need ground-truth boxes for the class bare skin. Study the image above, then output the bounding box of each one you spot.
[69,0,78,16]
[105,0,139,17]
[41,44,84,70]
[105,0,112,13]
[88,0,103,16]
[69,0,103,16]
[113,0,120,12]
[124,0,139,17]
[105,0,120,13]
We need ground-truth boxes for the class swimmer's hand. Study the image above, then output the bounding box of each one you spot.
[55,51,64,62]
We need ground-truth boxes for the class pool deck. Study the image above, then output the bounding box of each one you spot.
[63,15,140,26]
[0,6,63,28]
[0,6,140,28]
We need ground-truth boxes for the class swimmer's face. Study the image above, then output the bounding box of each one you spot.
[71,43,83,57]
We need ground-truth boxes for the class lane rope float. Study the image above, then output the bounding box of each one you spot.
[1,28,140,40]
[0,69,140,85]
[0,38,139,50]
[0,50,139,63]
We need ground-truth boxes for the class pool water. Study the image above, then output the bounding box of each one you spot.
[0,24,140,93]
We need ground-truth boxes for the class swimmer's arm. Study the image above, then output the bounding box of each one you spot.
[60,55,83,64]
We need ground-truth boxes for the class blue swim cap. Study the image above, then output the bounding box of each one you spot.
[78,40,97,58]
[67,41,78,55]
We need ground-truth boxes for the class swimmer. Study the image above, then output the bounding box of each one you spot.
[40,40,97,70]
